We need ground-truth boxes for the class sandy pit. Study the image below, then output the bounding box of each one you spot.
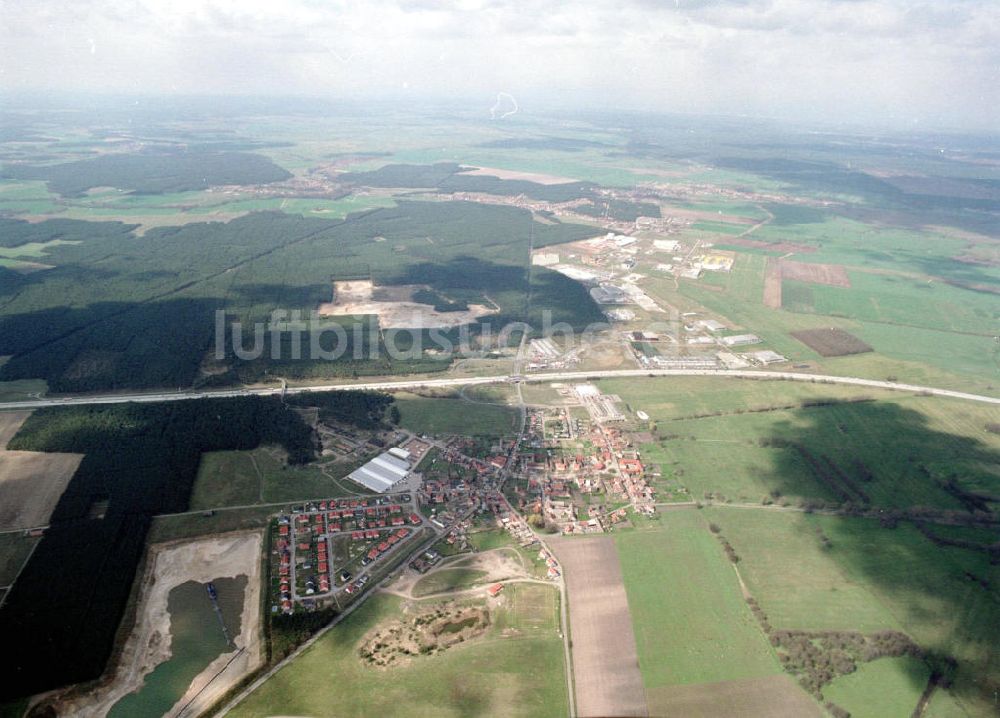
[317,279,498,329]
[359,604,491,668]
[0,411,82,531]
[460,165,581,185]
[52,532,264,718]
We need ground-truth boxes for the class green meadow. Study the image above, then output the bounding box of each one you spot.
[229,588,567,718]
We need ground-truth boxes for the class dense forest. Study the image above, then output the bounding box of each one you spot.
[574,198,662,221]
[0,201,602,391]
[340,162,600,202]
[0,216,137,248]
[287,390,393,429]
[1,149,292,196]
[0,390,390,700]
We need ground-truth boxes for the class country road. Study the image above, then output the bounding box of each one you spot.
[1,368,998,411]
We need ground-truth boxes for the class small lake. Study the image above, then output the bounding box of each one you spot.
[108,576,246,718]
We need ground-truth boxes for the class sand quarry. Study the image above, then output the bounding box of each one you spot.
[53,532,264,718]
[0,411,82,531]
[317,280,498,329]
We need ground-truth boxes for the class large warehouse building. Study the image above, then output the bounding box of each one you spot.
[346,447,414,493]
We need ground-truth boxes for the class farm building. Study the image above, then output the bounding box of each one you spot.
[590,284,632,305]
[346,447,414,493]
[694,319,726,333]
[721,334,762,347]
[654,239,681,252]
[744,350,787,365]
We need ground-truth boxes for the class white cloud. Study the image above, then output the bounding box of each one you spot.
[0,0,997,129]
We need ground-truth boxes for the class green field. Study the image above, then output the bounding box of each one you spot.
[189,450,262,508]
[189,446,371,509]
[468,528,518,552]
[601,379,1000,714]
[823,656,930,718]
[598,379,1000,508]
[616,510,781,688]
[703,507,1000,714]
[147,505,279,544]
[659,246,1000,395]
[0,378,47,403]
[396,395,519,437]
[412,568,489,597]
[596,375,899,421]
[691,220,748,235]
[229,588,567,718]
[705,509,898,632]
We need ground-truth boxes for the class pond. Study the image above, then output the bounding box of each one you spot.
[108,576,246,718]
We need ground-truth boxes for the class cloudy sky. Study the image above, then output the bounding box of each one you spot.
[1,0,998,130]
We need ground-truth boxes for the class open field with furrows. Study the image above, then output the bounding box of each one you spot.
[0,412,31,449]
[549,535,647,718]
[228,587,568,718]
[790,327,873,356]
[614,511,786,712]
[707,508,993,715]
[763,256,851,309]
[645,675,821,718]
[0,411,82,531]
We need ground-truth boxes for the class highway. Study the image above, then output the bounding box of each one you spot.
[1,368,999,411]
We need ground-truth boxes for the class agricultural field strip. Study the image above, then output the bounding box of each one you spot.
[549,535,648,718]
[2,368,999,412]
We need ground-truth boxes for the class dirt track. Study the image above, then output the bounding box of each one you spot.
[386,547,528,599]
[0,411,81,531]
[53,532,264,718]
[763,258,783,309]
[549,536,648,717]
